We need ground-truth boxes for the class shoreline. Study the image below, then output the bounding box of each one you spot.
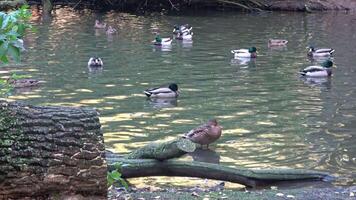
[109,185,356,200]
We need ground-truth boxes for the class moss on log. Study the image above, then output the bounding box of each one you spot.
[107,156,333,188]
[126,138,196,160]
[0,101,107,199]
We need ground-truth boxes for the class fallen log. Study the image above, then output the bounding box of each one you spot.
[107,153,333,188]
[0,101,107,199]
[126,138,196,160]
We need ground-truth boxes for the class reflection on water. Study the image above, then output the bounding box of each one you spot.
[188,149,221,164]
[145,98,178,109]
[4,7,356,187]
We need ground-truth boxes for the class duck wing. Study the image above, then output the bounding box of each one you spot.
[315,48,334,54]
[144,86,173,97]
[231,49,249,54]
[299,66,326,76]
[185,125,210,139]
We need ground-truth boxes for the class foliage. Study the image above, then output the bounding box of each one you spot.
[107,162,129,190]
[0,5,33,63]
[0,73,30,96]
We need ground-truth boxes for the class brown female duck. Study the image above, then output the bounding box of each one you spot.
[183,119,222,149]
[7,78,40,88]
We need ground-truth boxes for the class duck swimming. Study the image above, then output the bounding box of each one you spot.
[144,83,179,98]
[183,119,222,149]
[7,78,40,88]
[173,24,192,35]
[94,20,106,29]
[106,26,117,35]
[153,34,172,46]
[299,60,334,77]
[307,46,335,57]
[231,47,257,58]
[88,57,103,67]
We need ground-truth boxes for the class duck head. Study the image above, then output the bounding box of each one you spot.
[321,60,333,68]
[308,46,315,52]
[248,47,257,53]
[168,83,179,92]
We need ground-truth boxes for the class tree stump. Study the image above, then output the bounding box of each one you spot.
[0,101,107,199]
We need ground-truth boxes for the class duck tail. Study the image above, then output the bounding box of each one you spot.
[298,71,306,76]
[231,50,236,54]
[330,49,335,54]
[144,90,152,97]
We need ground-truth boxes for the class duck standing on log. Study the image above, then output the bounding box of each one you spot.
[183,119,223,149]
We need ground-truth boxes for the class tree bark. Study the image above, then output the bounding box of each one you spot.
[106,154,332,188]
[0,101,107,199]
[126,138,196,160]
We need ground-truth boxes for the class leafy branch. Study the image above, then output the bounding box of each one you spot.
[0,5,33,63]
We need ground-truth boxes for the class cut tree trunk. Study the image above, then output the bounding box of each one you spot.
[0,101,107,199]
[106,156,332,188]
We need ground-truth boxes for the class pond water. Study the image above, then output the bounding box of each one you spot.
[2,7,356,187]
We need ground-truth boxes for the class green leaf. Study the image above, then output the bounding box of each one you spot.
[7,44,20,62]
[0,55,9,63]
[110,170,122,180]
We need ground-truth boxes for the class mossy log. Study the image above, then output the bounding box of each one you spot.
[0,101,107,199]
[106,154,332,188]
[126,138,196,160]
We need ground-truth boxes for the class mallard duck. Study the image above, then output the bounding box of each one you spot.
[94,20,106,29]
[231,47,257,58]
[176,31,193,40]
[299,60,333,77]
[183,119,222,149]
[144,83,179,98]
[106,26,117,35]
[88,57,103,67]
[268,39,288,47]
[307,46,335,57]
[153,34,172,46]
[173,24,192,35]
[7,78,40,88]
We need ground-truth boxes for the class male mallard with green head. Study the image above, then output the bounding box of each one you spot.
[299,60,334,77]
[183,119,222,149]
[231,47,257,58]
[144,83,179,98]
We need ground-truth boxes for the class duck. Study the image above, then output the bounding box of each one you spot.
[7,78,40,88]
[94,20,106,29]
[176,31,193,40]
[173,24,192,35]
[307,46,335,57]
[183,119,223,149]
[299,60,333,77]
[88,57,103,67]
[106,26,117,35]
[144,83,179,98]
[231,47,257,58]
[268,39,288,47]
[153,34,172,46]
